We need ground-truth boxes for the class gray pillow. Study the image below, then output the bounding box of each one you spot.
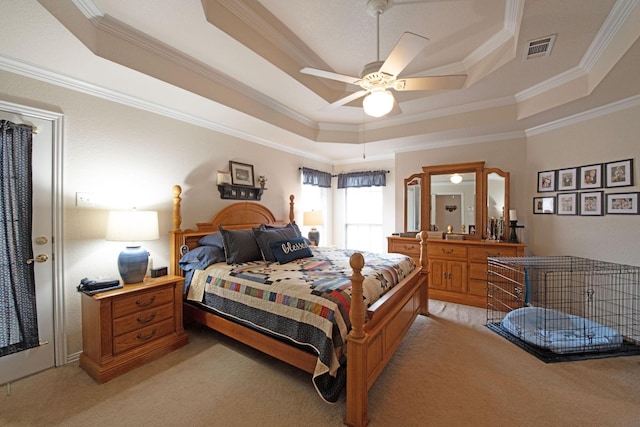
[218,226,263,264]
[198,232,224,248]
[253,225,299,262]
[179,245,225,271]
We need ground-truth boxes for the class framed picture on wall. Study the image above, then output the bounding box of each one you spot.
[557,167,577,191]
[537,170,556,192]
[605,159,634,188]
[533,196,555,214]
[229,161,255,187]
[557,192,577,215]
[579,191,603,216]
[606,192,638,214]
[579,164,602,189]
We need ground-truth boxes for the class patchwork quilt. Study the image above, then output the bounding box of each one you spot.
[186,246,415,402]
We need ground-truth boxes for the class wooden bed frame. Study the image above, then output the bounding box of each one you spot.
[169,185,428,427]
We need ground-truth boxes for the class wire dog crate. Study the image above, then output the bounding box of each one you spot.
[486,256,640,362]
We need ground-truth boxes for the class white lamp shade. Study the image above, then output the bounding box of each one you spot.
[509,210,518,222]
[363,90,394,117]
[106,210,159,242]
[303,211,324,227]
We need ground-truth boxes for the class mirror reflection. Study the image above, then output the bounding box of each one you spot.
[405,176,421,232]
[430,172,476,233]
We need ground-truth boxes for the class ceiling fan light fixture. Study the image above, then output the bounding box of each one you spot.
[363,89,394,117]
[450,173,463,184]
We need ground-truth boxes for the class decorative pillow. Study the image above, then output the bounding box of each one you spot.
[253,226,299,262]
[178,245,226,271]
[198,232,224,248]
[269,237,313,264]
[218,226,263,264]
[265,222,302,237]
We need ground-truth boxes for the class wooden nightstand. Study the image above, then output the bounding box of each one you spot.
[79,275,188,382]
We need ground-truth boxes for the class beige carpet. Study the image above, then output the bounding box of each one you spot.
[2,300,640,426]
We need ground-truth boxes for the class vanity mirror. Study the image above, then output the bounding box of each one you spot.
[422,161,484,239]
[403,162,511,241]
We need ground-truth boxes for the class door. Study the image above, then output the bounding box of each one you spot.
[0,112,55,384]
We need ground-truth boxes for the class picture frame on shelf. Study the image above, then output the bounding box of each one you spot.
[557,167,577,191]
[557,192,577,215]
[606,192,638,215]
[579,164,602,189]
[229,161,255,187]
[533,196,555,214]
[605,159,634,188]
[217,170,232,185]
[579,191,603,216]
[537,170,556,192]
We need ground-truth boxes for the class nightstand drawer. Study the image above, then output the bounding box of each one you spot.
[112,287,174,318]
[113,318,175,354]
[427,244,467,260]
[113,303,174,336]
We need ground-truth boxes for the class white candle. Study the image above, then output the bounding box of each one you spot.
[509,210,517,222]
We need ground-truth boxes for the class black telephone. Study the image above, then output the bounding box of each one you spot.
[77,277,122,295]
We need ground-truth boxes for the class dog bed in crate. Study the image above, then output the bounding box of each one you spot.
[500,306,623,354]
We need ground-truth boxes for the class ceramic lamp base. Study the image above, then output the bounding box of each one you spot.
[117,245,149,284]
[308,229,320,246]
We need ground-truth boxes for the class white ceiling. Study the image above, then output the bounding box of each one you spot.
[2,0,640,163]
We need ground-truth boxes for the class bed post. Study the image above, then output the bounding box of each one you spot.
[418,230,429,316]
[289,194,295,223]
[170,185,183,276]
[345,252,368,427]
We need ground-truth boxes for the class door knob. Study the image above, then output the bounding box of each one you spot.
[26,254,49,264]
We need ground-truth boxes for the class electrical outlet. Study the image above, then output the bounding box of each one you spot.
[76,192,95,207]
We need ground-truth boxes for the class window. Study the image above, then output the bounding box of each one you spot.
[301,181,327,242]
[345,186,383,252]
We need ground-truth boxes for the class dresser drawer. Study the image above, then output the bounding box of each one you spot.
[469,262,489,280]
[388,238,420,257]
[113,318,175,355]
[113,303,174,336]
[112,287,174,318]
[468,246,519,263]
[427,244,467,260]
[469,279,488,297]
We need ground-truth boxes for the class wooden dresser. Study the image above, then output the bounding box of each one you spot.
[79,275,188,382]
[388,236,524,308]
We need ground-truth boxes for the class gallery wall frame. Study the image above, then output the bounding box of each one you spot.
[579,164,603,190]
[537,170,556,192]
[580,191,603,216]
[606,192,638,214]
[557,167,578,191]
[533,196,555,214]
[605,159,634,188]
[557,192,578,215]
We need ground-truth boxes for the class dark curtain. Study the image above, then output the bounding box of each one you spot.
[0,120,38,357]
[301,167,331,188]
[337,170,387,188]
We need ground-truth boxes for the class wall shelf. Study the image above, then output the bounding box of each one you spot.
[217,184,264,200]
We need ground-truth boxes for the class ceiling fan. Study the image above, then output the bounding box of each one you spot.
[301,0,467,117]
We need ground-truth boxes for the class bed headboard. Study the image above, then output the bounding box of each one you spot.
[169,185,295,276]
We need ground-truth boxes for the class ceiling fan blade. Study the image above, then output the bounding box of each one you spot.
[395,74,467,91]
[379,32,429,77]
[323,90,369,110]
[301,67,360,85]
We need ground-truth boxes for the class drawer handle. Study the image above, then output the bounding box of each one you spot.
[404,245,416,250]
[136,312,157,324]
[487,252,501,257]
[440,248,454,254]
[137,328,157,341]
[135,295,156,307]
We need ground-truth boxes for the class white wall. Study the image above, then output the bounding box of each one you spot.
[526,105,640,265]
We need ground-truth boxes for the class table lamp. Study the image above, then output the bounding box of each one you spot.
[106,210,159,284]
[303,210,324,246]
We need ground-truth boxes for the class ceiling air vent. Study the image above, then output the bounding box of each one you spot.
[524,34,556,60]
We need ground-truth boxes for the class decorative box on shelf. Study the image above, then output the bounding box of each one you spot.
[217,184,264,200]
